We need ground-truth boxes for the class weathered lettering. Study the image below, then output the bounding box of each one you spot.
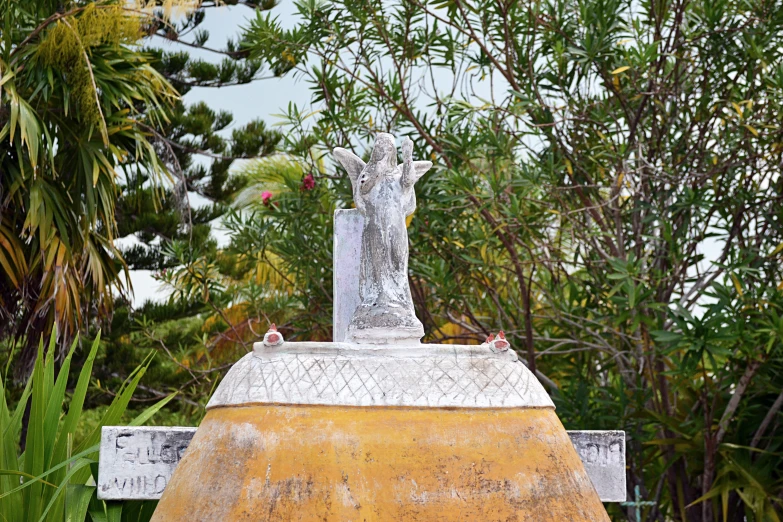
[98,426,626,502]
[98,427,197,500]
[567,430,626,502]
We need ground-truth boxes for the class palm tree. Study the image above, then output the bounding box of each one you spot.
[0,0,178,376]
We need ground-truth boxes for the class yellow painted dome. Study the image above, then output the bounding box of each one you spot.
[151,342,609,521]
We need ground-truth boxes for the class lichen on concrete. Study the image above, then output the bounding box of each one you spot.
[151,405,610,522]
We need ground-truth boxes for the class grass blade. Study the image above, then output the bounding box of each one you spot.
[22,339,47,520]
[36,457,93,522]
[64,484,94,522]
[129,393,178,427]
[0,444,99,500]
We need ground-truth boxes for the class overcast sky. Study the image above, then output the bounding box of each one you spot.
[128,2,308,306]
[126,2,723,310]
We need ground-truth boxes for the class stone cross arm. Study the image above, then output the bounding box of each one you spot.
[98,426,626,502]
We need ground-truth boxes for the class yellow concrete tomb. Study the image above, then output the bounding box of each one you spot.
[152,134,610,521]
[152,342,610,521]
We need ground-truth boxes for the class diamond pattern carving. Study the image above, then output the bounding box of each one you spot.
[208,350,554,409]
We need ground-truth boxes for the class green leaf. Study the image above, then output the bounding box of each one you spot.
[650,330,683,342]
[130,393,178,427]
[107,501,123,522]
[64,485,95,522]
[36,457,93,522]
[0,445,99,500]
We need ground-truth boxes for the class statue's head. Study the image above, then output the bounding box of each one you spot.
[370,133,397,169]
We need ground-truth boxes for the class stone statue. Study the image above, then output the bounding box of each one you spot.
[334,133,432,344]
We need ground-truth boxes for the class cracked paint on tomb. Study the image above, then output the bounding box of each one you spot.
[151,404,609,521]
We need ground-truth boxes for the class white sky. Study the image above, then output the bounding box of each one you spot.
[128,2,308,306]
[126,2,725,311]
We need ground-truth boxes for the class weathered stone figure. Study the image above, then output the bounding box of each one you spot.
[333,133,432,343]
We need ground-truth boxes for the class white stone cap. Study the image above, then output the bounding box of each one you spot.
[206,341,554,410]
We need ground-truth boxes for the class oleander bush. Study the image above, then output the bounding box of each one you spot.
[233,0,783,519]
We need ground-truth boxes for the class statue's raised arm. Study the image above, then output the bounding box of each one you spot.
[333,133,432,345]
[400,137,433,216]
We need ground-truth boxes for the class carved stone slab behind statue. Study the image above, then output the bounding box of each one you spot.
[333,209,363,342]
[206,342,554,409]
[97,426,626,502]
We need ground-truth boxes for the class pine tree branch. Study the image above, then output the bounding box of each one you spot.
[171,75,275,88]
[138,121,262,162]
[152,32,249,58]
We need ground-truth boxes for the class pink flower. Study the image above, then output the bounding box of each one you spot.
[261,191,273,206]
[301,173,315,191]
